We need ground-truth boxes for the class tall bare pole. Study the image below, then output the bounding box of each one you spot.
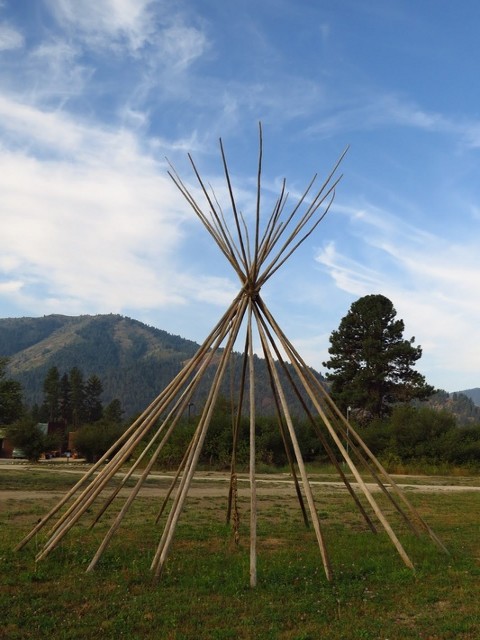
[247,300,258,587]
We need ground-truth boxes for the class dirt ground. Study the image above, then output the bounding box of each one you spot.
[1,460,480,501]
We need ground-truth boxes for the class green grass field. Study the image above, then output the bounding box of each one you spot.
[1,465,479,639]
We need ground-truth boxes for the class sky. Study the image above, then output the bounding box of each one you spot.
[1,0,479,393]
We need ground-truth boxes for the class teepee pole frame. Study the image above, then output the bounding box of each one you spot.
[17,124,447,585]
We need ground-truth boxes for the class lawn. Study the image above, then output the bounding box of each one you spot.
[1,465,479,639]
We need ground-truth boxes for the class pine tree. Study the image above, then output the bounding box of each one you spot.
[42,366,60,422]
[84,374,103,423]
[59,373,72,424]
[0,357,23,424]
[69,367,85,428]
[103,398,124,425]
[323,294,434,420]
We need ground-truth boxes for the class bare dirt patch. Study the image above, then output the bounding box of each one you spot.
[1,462,479,502]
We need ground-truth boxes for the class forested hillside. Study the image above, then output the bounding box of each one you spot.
[1,314,201,417]
[457,388,480,407]
[0,314,325,418]
[2,314,477,424]
[425,390,480,425]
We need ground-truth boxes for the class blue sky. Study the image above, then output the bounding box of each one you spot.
[1,0,479,392]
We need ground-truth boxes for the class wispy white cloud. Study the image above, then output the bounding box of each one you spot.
[316,240,383,295]
[157,23,209,72]
[315,200,480,389]
[181,274,238,307]
[462,123,480,149]
[47,0,210,82]
[47,0,156,52]
[26,39,91,103]
[0,21,24,50]
[306,91,480,153]
[0,93,237,320]
[0,93,162,166]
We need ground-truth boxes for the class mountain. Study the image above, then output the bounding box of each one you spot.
[456,388,480,407]
[426,389,480,425]
[5,313,475,425]
[0,314,325,419]
[0,314,200,418]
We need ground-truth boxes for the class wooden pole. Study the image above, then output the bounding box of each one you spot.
[261,343,310,528]
[251,308,332,580]
[255,303,377,533]
[247,301,257,587]
[254,305,333,581]
[256,297,415,571]
[226,335,249,525]
[151,295,249,579]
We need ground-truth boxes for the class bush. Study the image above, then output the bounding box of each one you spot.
[7,419,49,462]
[74,420,125,463]
[360,417,391,456]
[154,421,196,468]
[362,404,480,466]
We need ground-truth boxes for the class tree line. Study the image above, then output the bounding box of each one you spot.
[38,365,123,427]
[151,400,480,471]
[2,363,125,462]
[2,294,480,469]
[139,294,480,471]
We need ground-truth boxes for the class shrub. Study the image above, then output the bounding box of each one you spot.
[7,419,49,462]
[74,420,125,463]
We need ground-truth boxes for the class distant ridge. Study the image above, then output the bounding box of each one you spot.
[0,314,201,417]
[455,388,480,407]
[3,314,477,422]
[0,314,324,418]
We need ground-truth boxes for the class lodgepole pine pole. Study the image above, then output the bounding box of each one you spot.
[254,305,333,581]
[247,301,257,587]
[151,296,248,579]
[257,298,415,570]
[261,343,310,528]
[226,334,249,525]
[255,303,377,533]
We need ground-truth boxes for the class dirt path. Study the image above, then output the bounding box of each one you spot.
[1,462,480,501]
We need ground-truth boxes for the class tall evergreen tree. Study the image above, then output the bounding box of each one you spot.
[42,366,60,422]
[69,367,85,428]
[84,374,103,423]
[103,398,124,425]
[0,357,23,424]
[59,373,72,424]
[323,294,434,420]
